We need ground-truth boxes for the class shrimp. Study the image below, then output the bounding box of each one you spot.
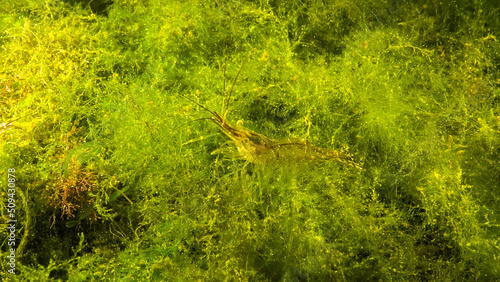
[210,116,363,169]
[182,56,363,170]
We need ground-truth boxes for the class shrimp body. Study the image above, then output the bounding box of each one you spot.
[210,112,363,169]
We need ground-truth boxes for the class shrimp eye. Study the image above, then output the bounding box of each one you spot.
[236,120,244,129]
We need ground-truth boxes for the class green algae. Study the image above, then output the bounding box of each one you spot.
[1,0,499,280]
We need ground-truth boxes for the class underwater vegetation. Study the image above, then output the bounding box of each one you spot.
[0,0,499,280]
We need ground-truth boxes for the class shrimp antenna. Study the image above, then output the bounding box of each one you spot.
[178,93,218,117]
[178,117,214,129]
[222,53,251,120]
[221,53,227,116]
